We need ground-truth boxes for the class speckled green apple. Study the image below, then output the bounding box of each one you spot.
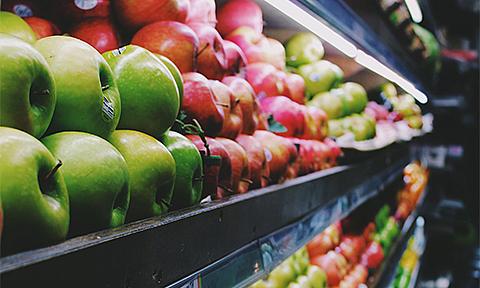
[156,54,184,105]
[0,127,69,255]
[298,60,343,97]
[35,36,121,139]
[341,82,368,114]
[109,130,176,222]
[160,131,203,209]
[0,11,36,44]
[103,45,180,137]
[42,132,130,236]
[0,34,56,138]
[285,32,325,67]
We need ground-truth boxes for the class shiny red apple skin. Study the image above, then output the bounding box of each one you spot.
[222,76,257,135]
[217,0,263,37]
[24,17,60,39]
[285,72,306,104]
[307,232,334,258]
[70,18,118,53]
[235,134,270,190]
[243,63,287,99]
[53,0,111,24]
[210,80,243,139]
[114,0,189,31]
[182,73,225,137]
[132,21,199,73]
[189,23,227,80]
[253,131,290,184]
[289,138,314,176]
[186,0,216,27]
[223,40,248,75]
[260,96,305,138]
[3,0,40,18]
[216,138,250,194]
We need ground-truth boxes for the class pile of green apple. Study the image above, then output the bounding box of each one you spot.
[250,247,327,288]
[373,206,400,255]
[0,12,204,254]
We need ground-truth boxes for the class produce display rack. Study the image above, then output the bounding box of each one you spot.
[0,143,409,287]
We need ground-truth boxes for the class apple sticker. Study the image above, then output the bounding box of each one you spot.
[13,4,33,17]
[75,0,98,10]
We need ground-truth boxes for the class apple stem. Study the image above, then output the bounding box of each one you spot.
[32,89,50,97]
[45,160,63,181]
[262,175,271,182]
[102,84,110,91]
[215,102,230,108]
[197,43,210,57]
[193,176,204,182]
[240,178,253,184]
[218,184,233,194]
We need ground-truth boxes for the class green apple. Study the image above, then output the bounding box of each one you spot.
[341,82,368,114]
[160,131,203,209]
[296,247,310,274]
[42,131,129,236]
[35,36,121,138]
[306,265,326,288]
[381,82,397,99]
[405,115,423,129]
[103,45,180,137]
[0,33,56,138]
[327,119,345,138]
[268,261,296,288]
[109,130,175,222]
[250,280,268,288]
[156,54,184,105]
[285,32,325,67]
[0,127,69,254]
[296,275,313,288]
[307,91,344,119]
[0,11,36,44]
[287,282,301,288]
[343,114,372,141]
[298,60,343,97]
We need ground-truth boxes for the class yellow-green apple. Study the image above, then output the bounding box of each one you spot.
[113,0,189,31]
[216,138,250,193]
[260,96,305,137]
[52,0,111,23]
[405,115,423,129]
[189,23,227,80]
[243,63,287,99]
[186,0,216,27]
[268,260,296,288]
[35,36,121,138]
[223,40,248,75]
[0,11,36,43]
[160,131,203,209]
[2,0,41,18]
[211,80,243,139]
[109,130,175,221]
[42,131,129,236]
[217,0,263,36]
[307,91,344,119]
[187,135,233,199]
[253,130,290,184]
[0,34,55,138]
[285,32,325,67]
[132,21,199,73]
[341,82,368,114]
[103,45,179,137]
[285,72,306,104]
[24,17,60,39]
[306,265,327,288]
[235,134,270,189]
[298,60,343,97]
[156,54,184,104]
[70,18,119,53]
[182,73,225,136]
[222,76,258,134]
[296,275,313,288]
[0,127,69,254]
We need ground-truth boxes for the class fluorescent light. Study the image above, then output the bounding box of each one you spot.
[355,50,428,103]
[405,0,423,23]
[262,0,358,58]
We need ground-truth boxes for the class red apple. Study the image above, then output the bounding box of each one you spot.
[222,76,257,135]
[223,40,248,75]
[70,18,118,53]
[217,0,263,37]
[187,135,233,199]
[189,23,227,80]
[285,72,306,104]
[363,222,376,243]
[360,241,384,269]
[309,140,330,171]
[243,63,287,99]
[210,80,243,139]
[216,138,250,193]
[132,21,199,73]
[3,0,41,17]
[186,0,216,27]
[282,136,300,180]
[307,232,334,258]
[253,131,290,184]
[301,106,328,141]
[264,37,286,70]
[236,134,270,189]
[311,252,342,286]
[260,96,305,137]
[24,17,60,39]
[336,239,359,265]
[182,73,225,136]
[324,138,341,167]
[53,0,111,24]
[114,0,189,31]
[289,138,314,176]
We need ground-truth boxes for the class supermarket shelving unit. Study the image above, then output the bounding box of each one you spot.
[0,1,430,287]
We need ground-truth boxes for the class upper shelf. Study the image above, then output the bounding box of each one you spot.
[0,143,409,288]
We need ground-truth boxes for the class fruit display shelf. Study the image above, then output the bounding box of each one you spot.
[0,143,409,288]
